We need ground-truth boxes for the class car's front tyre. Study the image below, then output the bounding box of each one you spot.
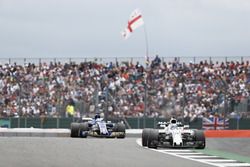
[142,129,151,147]
[79,122,89,138]
[70,123,80,138]
[194,130,206,149]
[115,123,126,138]
[147,129,159,149]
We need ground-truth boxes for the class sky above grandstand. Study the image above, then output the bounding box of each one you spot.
[0,0,250,61]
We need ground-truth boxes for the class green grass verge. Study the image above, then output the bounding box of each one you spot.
[195,149,250,163]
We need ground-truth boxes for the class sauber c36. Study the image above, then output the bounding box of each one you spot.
[70,117,126,138]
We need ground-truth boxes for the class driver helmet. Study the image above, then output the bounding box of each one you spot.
[170,117,177,124]
[94,114,101,120]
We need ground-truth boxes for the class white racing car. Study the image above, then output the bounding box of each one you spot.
[142,118,206,149]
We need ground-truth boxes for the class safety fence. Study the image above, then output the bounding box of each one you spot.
[0,117,250,130]
[1,56,250,66]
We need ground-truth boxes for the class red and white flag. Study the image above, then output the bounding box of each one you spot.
[121,9,144,39]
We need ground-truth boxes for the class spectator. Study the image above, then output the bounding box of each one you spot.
[0,57,249,120]
[66,104,75,118]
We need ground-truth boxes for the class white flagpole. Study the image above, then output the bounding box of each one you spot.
[143,23,149,128]
[143,24,149,66]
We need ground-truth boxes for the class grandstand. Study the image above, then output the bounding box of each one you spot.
[0,56,250,123]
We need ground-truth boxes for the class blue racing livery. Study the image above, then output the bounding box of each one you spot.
[70,115,126,138]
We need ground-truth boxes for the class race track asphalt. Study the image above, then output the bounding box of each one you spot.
[0,137,249,167]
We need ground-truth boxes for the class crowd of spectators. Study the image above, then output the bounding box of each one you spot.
[0,56,250,120]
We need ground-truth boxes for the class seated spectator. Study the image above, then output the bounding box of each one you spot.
[0,57,249,121]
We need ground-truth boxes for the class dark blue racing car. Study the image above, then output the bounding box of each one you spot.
[70,115,126,138]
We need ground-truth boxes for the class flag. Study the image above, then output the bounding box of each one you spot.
[202,116,229,130]
[121,9,144,39]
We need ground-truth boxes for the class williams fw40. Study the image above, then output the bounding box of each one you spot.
[70,117,126,138]
[142,118,205,149]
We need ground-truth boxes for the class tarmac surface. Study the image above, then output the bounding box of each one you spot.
[0,137,249,167]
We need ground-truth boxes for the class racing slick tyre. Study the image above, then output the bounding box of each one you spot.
[194,130,206,149]
[70,123,80,138]
[147,129,159,149]
[142,129,151,147]
[79,122,89,138]
[115,123,126,138]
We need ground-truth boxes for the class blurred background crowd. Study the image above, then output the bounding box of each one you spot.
[1,56,250,120]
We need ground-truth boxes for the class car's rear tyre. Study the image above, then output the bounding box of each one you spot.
[70,123,80,138]
[148,129,158,149]
[79,122,89,138]
[142,129,151,147]
[115,123,126,138]
[195,130,206,149]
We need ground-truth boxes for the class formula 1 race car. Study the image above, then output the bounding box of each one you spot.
[142,118,205,149]
[70,116,126,138]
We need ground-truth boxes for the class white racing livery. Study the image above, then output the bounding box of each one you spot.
[142,118,206,149]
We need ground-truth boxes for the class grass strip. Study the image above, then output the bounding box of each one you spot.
[195,148,250,163]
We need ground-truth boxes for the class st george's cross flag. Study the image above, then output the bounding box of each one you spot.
[121,9,144,39]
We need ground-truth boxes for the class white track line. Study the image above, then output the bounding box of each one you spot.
[136,138,219,167]
[174,152,205,155]
[136,138,250,167]
[186,155,219,158]
[198,159,237,162]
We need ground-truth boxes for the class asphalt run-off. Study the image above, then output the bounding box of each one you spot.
[0,129,250,167]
